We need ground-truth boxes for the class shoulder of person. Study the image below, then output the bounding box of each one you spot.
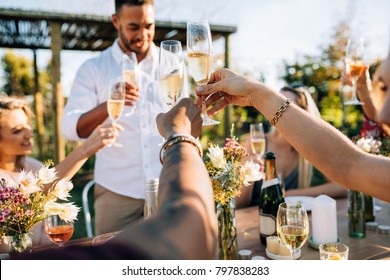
[24,157,43,172]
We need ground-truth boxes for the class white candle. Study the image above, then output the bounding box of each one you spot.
[311,194,338,244]
[266,236,280,254]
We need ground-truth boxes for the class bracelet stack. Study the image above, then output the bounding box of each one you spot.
[159,134,203,164]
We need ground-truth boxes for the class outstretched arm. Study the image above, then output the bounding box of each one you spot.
[196,69,390,202]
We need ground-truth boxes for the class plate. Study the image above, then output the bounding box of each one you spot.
[265,248,301,260]
[285,196,315,211]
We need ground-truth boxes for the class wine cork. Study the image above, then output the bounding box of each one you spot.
[266,236,280,255]
[279,242,291,256]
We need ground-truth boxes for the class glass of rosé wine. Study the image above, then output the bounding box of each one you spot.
[44,215,74,247]
[344,38,365,106]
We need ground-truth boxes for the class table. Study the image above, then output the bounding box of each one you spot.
[236,198,390,260]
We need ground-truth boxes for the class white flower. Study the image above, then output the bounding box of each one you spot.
[207,145,227,169]
[356,138,382,154]
[53,178,73,201]
[18,170,40,195]
[241,161,264,185]
[38,166,57,184]
[45,201,79,222]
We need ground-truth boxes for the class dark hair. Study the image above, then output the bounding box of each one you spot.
[280,85,308,111]
[115,0,154,13]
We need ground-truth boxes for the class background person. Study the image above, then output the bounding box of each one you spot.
[61,0,167,235]
[0,96,121,252]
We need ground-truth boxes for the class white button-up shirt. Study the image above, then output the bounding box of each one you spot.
[61,40,168,199]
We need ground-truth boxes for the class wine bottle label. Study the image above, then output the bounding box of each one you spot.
[262,178,279,189]
[259,213,276,236]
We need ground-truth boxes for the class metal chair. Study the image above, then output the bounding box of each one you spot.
[81,179,95,238]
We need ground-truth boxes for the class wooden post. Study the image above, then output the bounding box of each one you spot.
[223,34,232,138]
[32,49,45,161]
[49,22,65,163]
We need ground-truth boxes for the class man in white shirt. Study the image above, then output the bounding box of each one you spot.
[61,0,164,235]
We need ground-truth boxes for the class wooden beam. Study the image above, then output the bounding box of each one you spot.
[32,49,45,161]
[49,22,65,163]
[223,34,232,138]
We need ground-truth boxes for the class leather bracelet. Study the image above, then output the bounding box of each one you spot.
[270,98,293,126]
[159,134,203,164]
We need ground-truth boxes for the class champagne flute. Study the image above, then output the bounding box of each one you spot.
[344,38,365,106]
[276,201,309,260]
[187,19,219,126]
[158,40,185,144]
[250,123,266,161]
[107,77,125,148]
[44,215,74,247]
[158,40,185,108]
[122,52,140,116]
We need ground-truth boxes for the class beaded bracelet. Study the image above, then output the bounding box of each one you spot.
[159,134,203,164]
[270,98,293,126]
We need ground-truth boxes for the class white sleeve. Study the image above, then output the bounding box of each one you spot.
[61,60,99,141]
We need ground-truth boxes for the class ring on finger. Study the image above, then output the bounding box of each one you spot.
[107,132,113,137]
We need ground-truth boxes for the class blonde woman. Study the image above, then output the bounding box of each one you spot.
[0,96,122,251]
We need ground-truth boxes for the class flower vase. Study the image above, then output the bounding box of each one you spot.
[217,199,238,260]
[8,233,33,255]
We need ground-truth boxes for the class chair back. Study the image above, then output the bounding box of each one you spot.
[82,179,95,237]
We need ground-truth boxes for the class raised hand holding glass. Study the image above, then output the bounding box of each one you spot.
[122,52,140,116]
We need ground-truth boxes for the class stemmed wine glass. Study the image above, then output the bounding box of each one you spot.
[276,201,309,260]
[107,77,125,148]
[158,40,185,108]
[250,123,266,161]
[187,19,219,126]
[122,52,140,116]
[44,215,74,247]
[344,38,365,106]
[158,40,185,144]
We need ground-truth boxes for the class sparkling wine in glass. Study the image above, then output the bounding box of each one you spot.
[276,201,309,260]
[158,40,185,108]
[250,123,266,161]
[122,52,140,116]
[344,38,365,106]
[107,77,125,147]
[44,215,74,247]
[158,40,185,145]
[187,19,219,126]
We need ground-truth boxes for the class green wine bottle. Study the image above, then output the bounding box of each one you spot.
[259,152,285,245]
[364,194,375,222]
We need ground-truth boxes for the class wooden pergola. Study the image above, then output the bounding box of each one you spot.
[0,8,237,162]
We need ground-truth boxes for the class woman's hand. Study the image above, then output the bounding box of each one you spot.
[83,122,124,156]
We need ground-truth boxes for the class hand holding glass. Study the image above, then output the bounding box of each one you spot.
[187,19,219,126]
[250,123,266,160]
[344,38,365,106]
[122,52,140,116]
[277,201,309,260]
[107,78,125,147]
[44,215,74,247]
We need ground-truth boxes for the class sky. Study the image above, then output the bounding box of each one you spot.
[0,0,390,96]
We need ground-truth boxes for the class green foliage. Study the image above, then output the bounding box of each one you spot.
[1,51,34,96]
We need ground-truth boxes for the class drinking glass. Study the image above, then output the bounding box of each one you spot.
[277,201,309,260]
[107,77,125,147]
[158,40,185,109]
[250,123,266,161]
[44,215,74,247]
[122,52,140,116]
[187,19,219,126]
[344,38,365,106]
[319,243,349,260]
[158,40,185,144]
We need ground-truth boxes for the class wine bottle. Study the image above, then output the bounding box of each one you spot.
[258,152,285,245]
[348,190,366,239]
[144,178,159,219]
[364,194,375,222]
